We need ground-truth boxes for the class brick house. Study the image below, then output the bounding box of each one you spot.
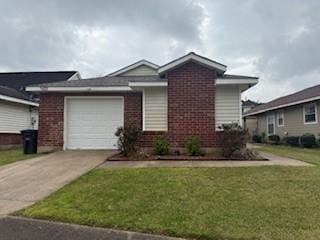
[27,52,258,152]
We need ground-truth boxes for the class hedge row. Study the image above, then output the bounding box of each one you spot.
[252,133,319,148]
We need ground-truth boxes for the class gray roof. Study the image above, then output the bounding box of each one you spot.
[244,84,320,116]
[0,86,35,102]
[0,71,77,90]
[30,75,166,88]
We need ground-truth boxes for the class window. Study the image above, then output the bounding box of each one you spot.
[304,103,317,124]
[267,114,275,135]
[277,111,284,127]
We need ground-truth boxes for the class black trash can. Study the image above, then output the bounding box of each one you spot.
[21,129,38,154]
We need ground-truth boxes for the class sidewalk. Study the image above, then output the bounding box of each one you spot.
[100,152,311,169]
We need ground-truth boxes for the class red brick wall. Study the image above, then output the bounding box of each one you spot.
[38,92,143,148]
[167,62,218,147]
[0,133,22,146]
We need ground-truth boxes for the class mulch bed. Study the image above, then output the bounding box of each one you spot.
[108,153,269,161]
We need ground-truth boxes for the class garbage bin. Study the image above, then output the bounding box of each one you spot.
[21,129,38,154]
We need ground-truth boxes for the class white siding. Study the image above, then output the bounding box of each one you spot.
[215,85,241,129]
[121,65,157,76]
[144,88,168,131]
[0,101,32,133]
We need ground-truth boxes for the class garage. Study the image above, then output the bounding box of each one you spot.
[64,97,124,150]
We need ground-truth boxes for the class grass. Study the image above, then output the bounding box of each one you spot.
[257,144,320,165]
[18,144,320,240]
[0,149,39,166]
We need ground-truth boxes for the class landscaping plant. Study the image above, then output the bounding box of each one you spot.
[300,133,316,148]
[252,134,262,143]
[154,137,170,155]
[286,136,300,147]
[185,136,202,156]
[220,123,248,158]
[268,134,280,145]
[115,127,141,156]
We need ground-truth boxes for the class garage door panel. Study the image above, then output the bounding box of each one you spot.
[65,97,124,149]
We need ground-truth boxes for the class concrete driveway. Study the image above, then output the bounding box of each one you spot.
[0,150,116,215]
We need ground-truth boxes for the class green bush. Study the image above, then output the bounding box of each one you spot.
[300,133,316,148]
[252,134,262,143]
[261,132,266,143]
[115,127,141,156]
[154,137,170,155]
[185,136,202,156]
[220,124,248,158]
[286,136,300,147]
[268,135,280,145]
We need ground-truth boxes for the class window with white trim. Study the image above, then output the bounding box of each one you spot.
[304,103,317,124]
[267,114,275,135]
[277,111,284,127]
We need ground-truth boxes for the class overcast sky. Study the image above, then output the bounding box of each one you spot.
[0,0,319,102]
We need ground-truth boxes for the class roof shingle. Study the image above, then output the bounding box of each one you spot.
[30,75,166,88]
[244,84,320,116]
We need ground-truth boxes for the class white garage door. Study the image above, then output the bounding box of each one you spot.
[65,97,124,149]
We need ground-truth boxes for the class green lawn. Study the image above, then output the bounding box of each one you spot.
[18,144,320,240]
[0,149,38,166]
[257,144,320,165]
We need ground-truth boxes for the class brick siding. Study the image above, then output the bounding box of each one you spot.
[0,133,22,146]
[167,62,219,147]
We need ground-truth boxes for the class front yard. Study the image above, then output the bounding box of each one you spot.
[0,149,38,166]
[18,145,320,240]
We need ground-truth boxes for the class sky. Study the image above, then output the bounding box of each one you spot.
[0,0,319,102]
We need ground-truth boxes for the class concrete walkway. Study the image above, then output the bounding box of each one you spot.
[100,151,311,169]
[0,216,183,240]
[0,150,115,216]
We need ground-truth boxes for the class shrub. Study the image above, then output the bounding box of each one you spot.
[300,133,316,148]
[220,123,248,158]
[185,136,202,156]
[268,134,280,145]
[115,127,141,156]
[252,134,262,143]
[154,137,170,155]
[286,136,300,147]
[261,132,266,143]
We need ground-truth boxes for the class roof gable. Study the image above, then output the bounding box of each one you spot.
[108,60,159,77]
[158,52,227,74]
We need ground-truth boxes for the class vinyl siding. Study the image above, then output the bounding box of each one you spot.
[0,100,32,133]
[144,87,168,131]
[256,100,320,137]
[121,65,157,76]
[215,85,241,129]
[245,116,258,136]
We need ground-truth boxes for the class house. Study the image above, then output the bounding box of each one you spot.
[0,71,80,148]
[242,99,262,136]
[243,84,320,138]
[26,52,258,152]
[242,99,261,113]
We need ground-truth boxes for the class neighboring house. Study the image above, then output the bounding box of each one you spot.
[243,84,320,138]
[26,52,258,152]
[242,99,262,136]
[0,71,80,148]
[242,99,261,113]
